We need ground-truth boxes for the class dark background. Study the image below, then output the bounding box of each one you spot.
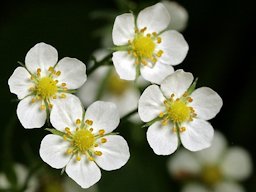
[0,0,255,191]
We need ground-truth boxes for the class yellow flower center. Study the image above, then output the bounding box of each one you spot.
[36,77,57,99]
[128,27,163,66]
[159,93,196,131]
[107,71,130,96]
[73,129,95,152]
[202,165,222,186]
[64,119,107,162]
[168,100,191,123]
[132,35,156,59]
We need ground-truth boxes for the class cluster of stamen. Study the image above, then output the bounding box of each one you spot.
[159,92,196,133]
[107,71,130,96]
[201,165,222,186]
[63,119,107,162]
[29,67,68,110]
[128,27,164,67]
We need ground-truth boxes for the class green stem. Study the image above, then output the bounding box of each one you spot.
[87,53,113,76]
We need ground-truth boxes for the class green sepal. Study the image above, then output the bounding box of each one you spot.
[142,116,161,128]
[45,128,65,137]
[187,77,198,95]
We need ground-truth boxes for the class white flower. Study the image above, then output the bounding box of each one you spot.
[39,96,130,188]
[0,164,38,192]
[161,1,188,31]
[138,70,223,155]
[168,131,252,192]
[8,42,87,129]
[112,3,189,84]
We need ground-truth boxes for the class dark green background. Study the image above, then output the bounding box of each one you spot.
[0,0,255,191]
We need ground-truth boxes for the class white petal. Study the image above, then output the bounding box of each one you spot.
[196,131,227,164]
[214,182,245,192]
[180,119,214,151]
[55,57,87,89]
[160,69,193,98]
[0,174,10,189]
[158,30,189,65]
[182,184,209,192]
[95,135,130,171]
[147,121,178,155]
[84,101,120,134]
[137,3,170,33]
[112,51,136,80]
[17,96,46,128]
[77,66,110,107]
[39,134,71,169]
[167,149,201,177]
[190,87,223,120]
[221,147,252,180]
[162,1,188,31]
[112,13,135,46]
[66,156,101,189]
[8,67,33,99]
[50,94,83,132]
[138,85,165,122]
[25,42,58,75]
[140,62,174,84]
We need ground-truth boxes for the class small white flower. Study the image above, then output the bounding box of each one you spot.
[112,3,189,84]
[161,1,189,31]
[39,96,130,188]
[0,164,38,192]
[138,70,223,155]
[168,131,252,192]
[8,42,87,129]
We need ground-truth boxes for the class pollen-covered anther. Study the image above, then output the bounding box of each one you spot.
[89,128,93,132]
[88,156,94,161]
[159,112,164,118]
[94,151,102,156]
[48,67,54,72]
[152,32,157,36]
[61,82,66,87]
[36,68,41,76]
[140,27,147,33]
[66,148,73,154]
[48,103,53,109]
[101,138,107,143]
[156,50,164,57]
[98,129,105,136]
[76,119,81,125]
[172,127,177,133]
[55,71,61,76]
[31,98,36,103]
[179,127,186,132]
[76,155,81,161]
[187,97,193,102]
[65,127,71,135]
[40,105,46,110]
[85,119,93,126]
[60,93,66,98]
[157,37,162,44]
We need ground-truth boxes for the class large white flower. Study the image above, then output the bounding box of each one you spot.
[138,70,223,155]
[168,131,252,192]
[39,96,130,188]
[112,3,189,84]
[8,42,87,129]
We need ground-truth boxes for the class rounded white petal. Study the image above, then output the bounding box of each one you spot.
[112,13,135,46]
[54,57,87,89]
[158,30,189,65]
[95,135,130,171]
[0,174,10,189]
[84,101,120,134]
[140,62,174,84]
[180,119,214,151]
[214,182,245,192]
[196,131,227,164]
[182,184,209,192]
[221,147,252,180]
[8,67,33,99]
[138,85,165,122]
[39,134,71,169]
[77,66,110,107]
[147,121,178,155]
[112,51,136,80]
[168,149,201,176]
[162,1,188,31]
[190,87,223,120]
[50,94,83,132]
[25,42,58,75]
[160,69,193,98]
[63,177,99,192]
[17,96,46,128]
[66,156,101,189]
[137,3,170,33]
